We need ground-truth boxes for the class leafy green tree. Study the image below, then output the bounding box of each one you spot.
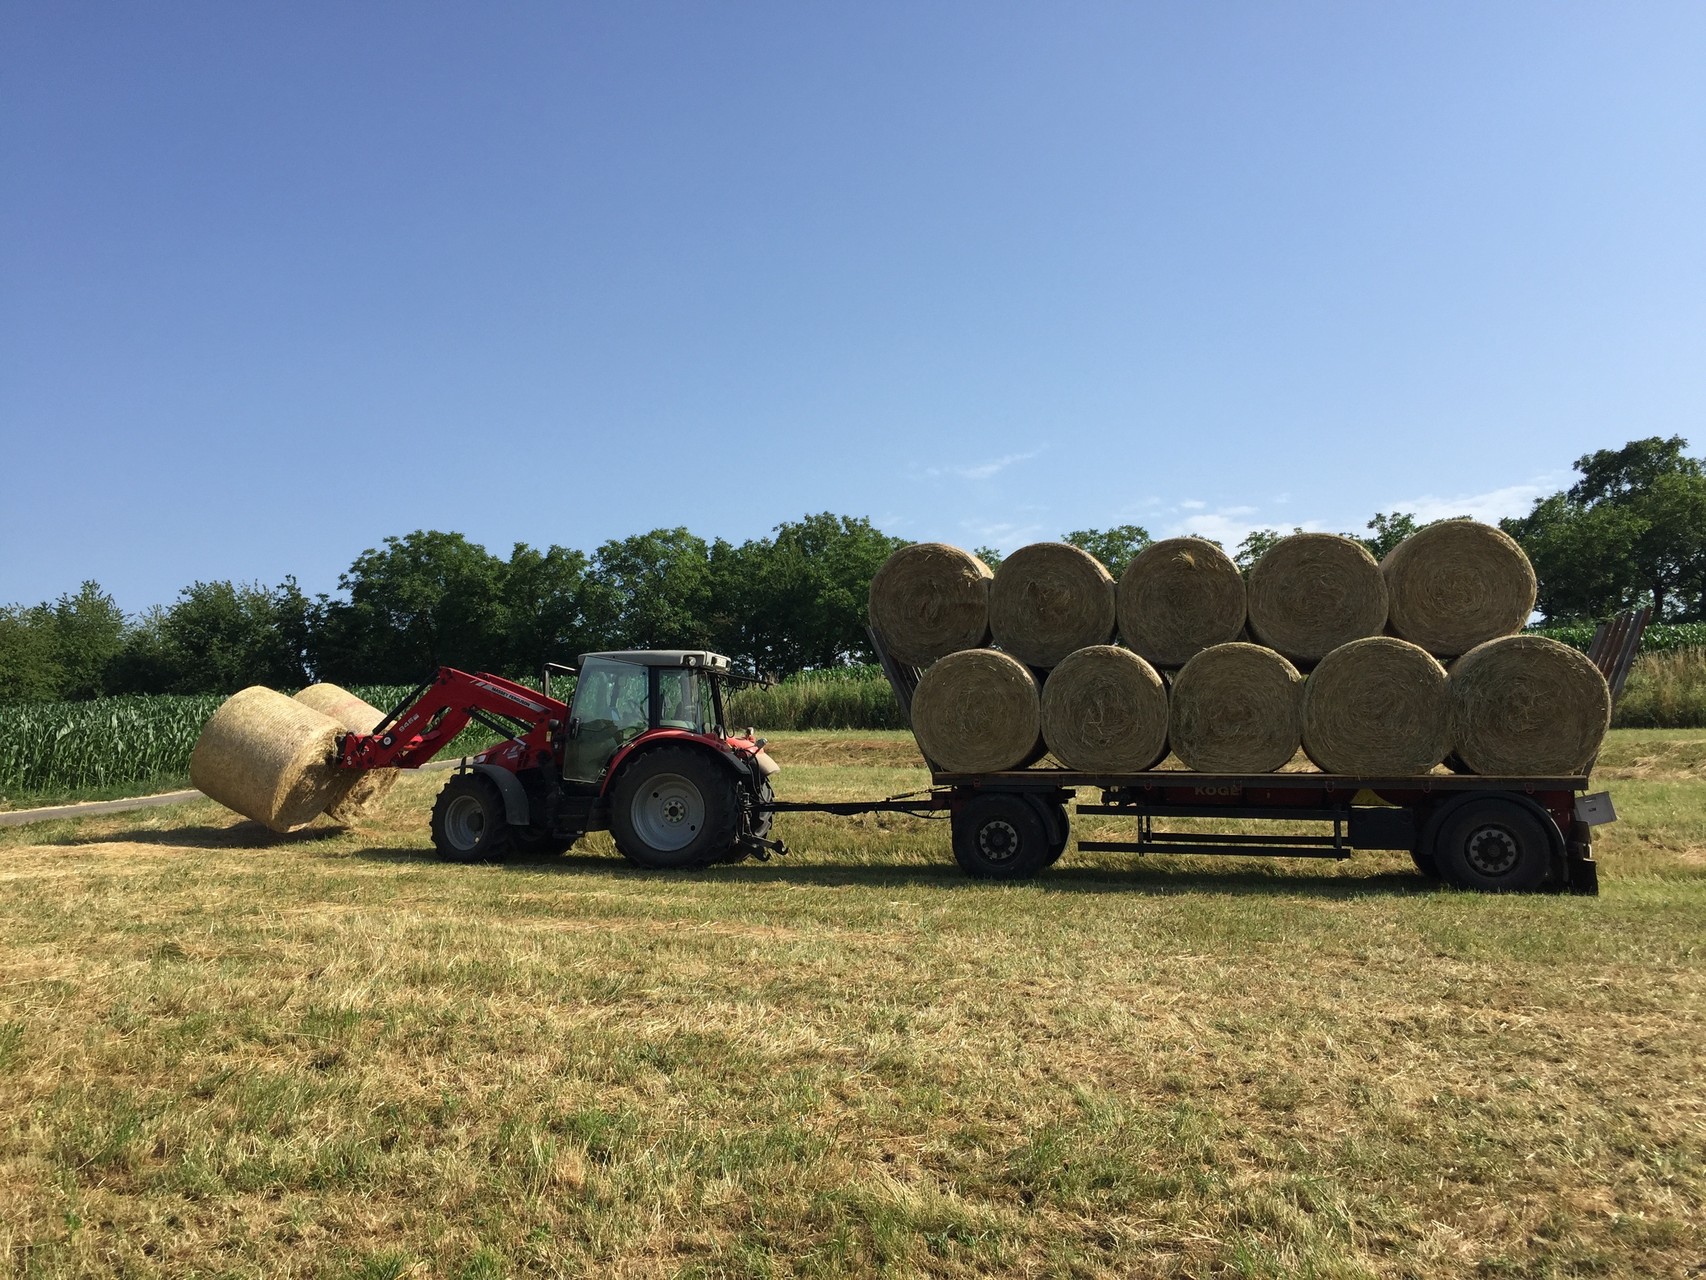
[163,581,310,692]
[584,528,716,653]
[501,543,594,672]
[1062,525,1151,572]
[50,582,127,699]
[1502,436,1706,621]
[970,545,1005,569]
[728,514,906,672]
[314,531,508,682]
[0,604,62,701]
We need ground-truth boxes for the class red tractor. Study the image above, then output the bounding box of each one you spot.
[337,650,781,868]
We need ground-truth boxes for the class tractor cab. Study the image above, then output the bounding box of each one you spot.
[561,650,736,785]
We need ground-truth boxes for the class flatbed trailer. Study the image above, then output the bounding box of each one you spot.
[769,766,1612,892]
[780,613,1648,894]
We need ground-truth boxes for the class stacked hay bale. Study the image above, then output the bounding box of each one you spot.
[872,519,1609,779]
[1117,537,1246,668]
[1247,533,1388,666]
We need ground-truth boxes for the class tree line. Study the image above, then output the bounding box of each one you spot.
[3,438,1701,703]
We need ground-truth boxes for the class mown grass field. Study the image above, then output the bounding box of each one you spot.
[2,731,1702,1278]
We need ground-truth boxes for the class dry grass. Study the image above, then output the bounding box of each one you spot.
[1,730,1703,1278]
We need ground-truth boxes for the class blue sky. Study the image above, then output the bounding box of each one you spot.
[4,2,1704,614]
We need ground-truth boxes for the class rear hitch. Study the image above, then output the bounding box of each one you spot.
[738,832,789,861]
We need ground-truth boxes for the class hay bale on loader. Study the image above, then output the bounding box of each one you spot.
[1382,520,1537,657]
[1117,537,1246,667]
[293,683,397,822]
[1449,635,1611,775]
[1301,637,1449,775]
[190,686,358,832]
[1040,645,1169,773]
[1169,642,1304,773]
[910,649,1045,773]
[1247,533,1387,666]
[868,543,993,666]
[988,542,1116,669]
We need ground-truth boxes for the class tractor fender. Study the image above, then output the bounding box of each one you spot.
[604,737,760,794]
[466,763,530,826]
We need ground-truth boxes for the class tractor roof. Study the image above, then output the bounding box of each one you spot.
[578,650,733,671]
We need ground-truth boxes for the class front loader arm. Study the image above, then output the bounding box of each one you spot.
[336,668,570,771]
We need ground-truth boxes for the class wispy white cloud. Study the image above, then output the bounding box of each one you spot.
[918,449,1043,482]
[1177,499,1207,510]
[1389,482,1549,525]
[1163,507,1319,548]
[959,518,1049,550]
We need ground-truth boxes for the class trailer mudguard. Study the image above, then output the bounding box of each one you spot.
[466,763,530,826]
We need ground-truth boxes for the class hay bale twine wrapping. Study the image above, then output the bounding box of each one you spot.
[867,543,993,666]
[1301,637,1449,775]
[1169,642,1304,773]
[293,683,397,822]
[1247,533,1388,665]
[190,686,358,832]
[988,542,1116,668]
[910,649,1043,773]
[1040,645,1168,772]
[1449,635,1611,775]
[1382,520,1537,657]
[1117,537,1246,667]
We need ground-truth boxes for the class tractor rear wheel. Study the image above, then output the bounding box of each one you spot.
[430,774,514,862]
[611,746,739,870]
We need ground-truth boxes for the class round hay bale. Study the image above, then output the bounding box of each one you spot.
[1040,645,1168,772]
[910,648,1043,773]
[1247,533,1388,665]
[1117,537,1246,667]
[190,686,359,832]
[294,683,397,822]
[1449,635,1611,775]
[867,543,993,666]
[1301,637,1449,775]
[988,542,1116,669]
[1382,520,1537,657]
[1169,642,1304,773]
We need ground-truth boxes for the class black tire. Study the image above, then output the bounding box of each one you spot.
[1411,847,1442,879]
[430,774,514,862]
[610,746,739,870]
[1428,796,1558,893]
[952,793,1053,880]
[1030,797,1070,867]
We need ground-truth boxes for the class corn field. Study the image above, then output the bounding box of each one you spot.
[0,685,496,806]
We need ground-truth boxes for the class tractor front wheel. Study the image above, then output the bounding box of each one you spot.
[611,747,739,870]
[430,773,514,862]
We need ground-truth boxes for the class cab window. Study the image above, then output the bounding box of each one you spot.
[656,668,711,734]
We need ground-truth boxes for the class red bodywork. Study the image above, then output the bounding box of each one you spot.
[334,666,765,793]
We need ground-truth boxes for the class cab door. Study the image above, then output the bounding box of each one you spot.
[563,657,650,786]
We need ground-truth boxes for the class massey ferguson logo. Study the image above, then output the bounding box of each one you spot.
[472,679,546,714]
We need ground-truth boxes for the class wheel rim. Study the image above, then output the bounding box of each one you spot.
[444,793,486,850]
[977,818,1020,863]
[1464,824,1520,877]
[630,773,704,852]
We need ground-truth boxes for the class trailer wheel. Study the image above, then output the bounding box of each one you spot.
[952,793,1053,880]
[1030,798,1070,867]
[1427,796,1557,893]
[611,746,738,870]
[430,774,514,862]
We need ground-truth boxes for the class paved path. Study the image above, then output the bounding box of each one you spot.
[0,759,462,829]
